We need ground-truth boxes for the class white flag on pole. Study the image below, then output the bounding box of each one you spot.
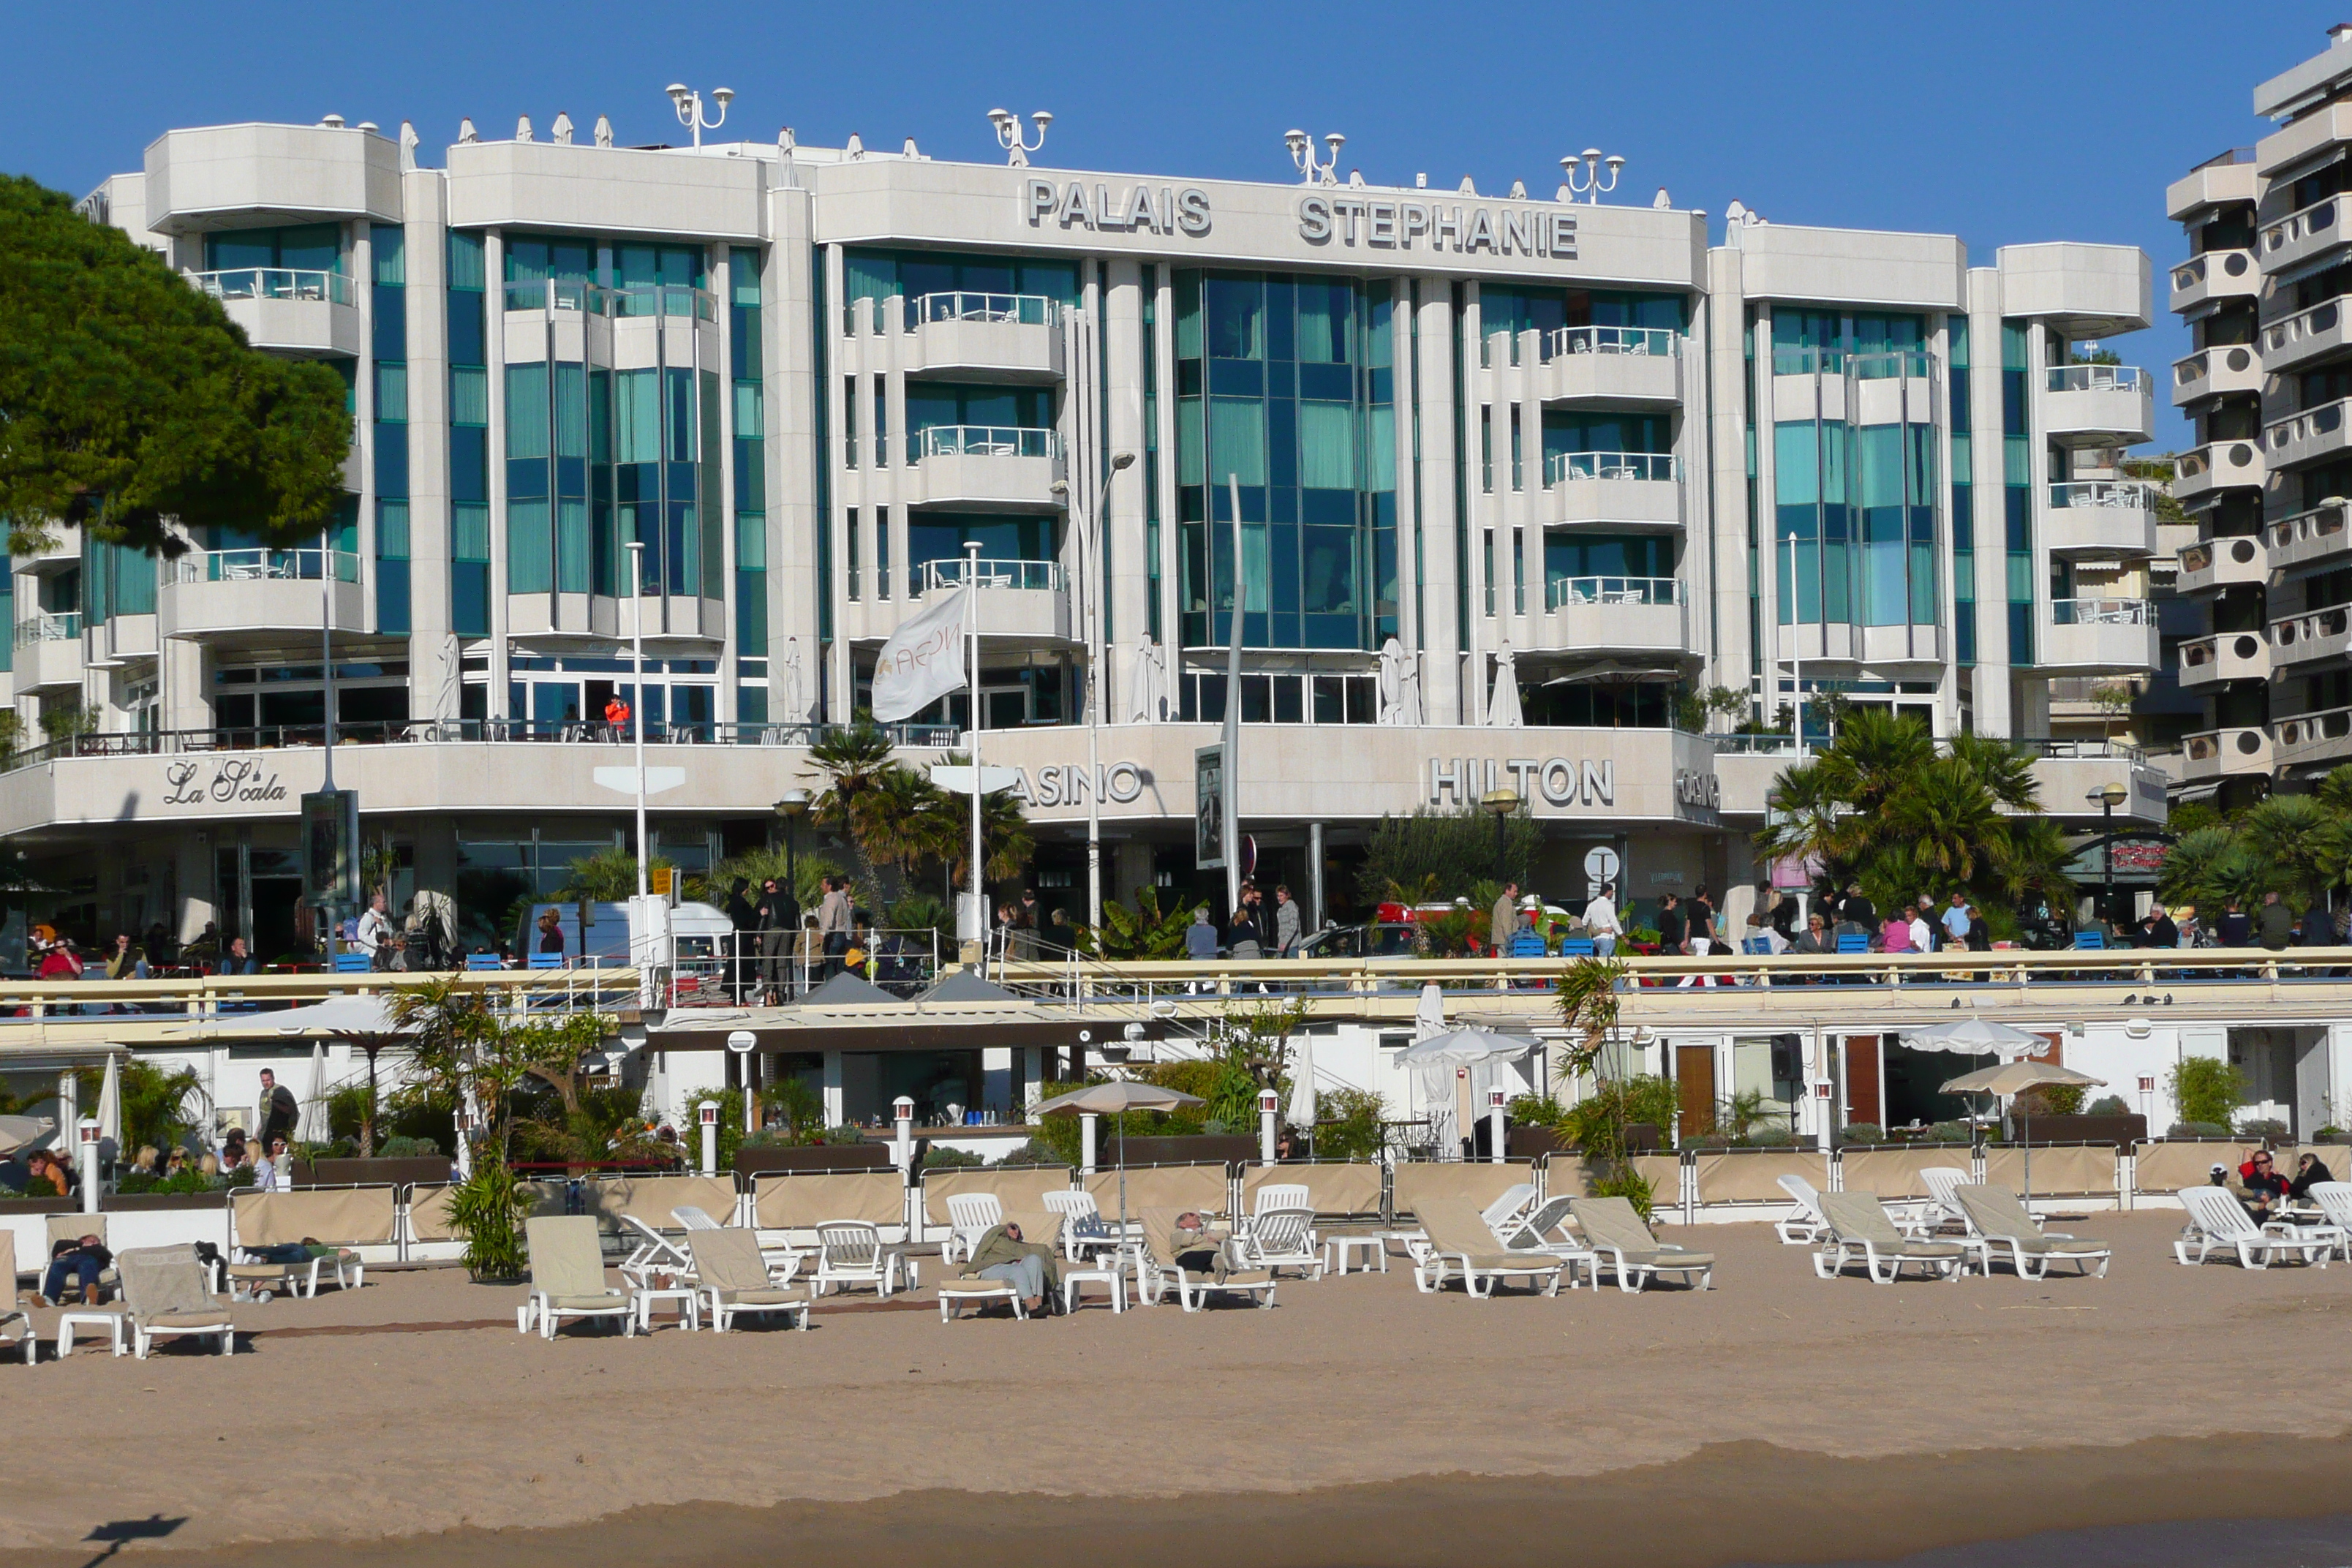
[869,588,970,722]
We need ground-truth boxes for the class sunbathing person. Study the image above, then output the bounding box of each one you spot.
[37,1232,110,1308]
[2288,1151,2337,1204]
[964,1220,1060,1316]
[1170,1210,1235,1275]
[2238,1150,2293,1219]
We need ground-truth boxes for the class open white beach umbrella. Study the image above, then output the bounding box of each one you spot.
[1900,1017,2053,1062]
[0,1115,54,1156]
[1398,1027,1536,1156]
[1939,1059,2106,1206]
[1035,1081,1206,1236]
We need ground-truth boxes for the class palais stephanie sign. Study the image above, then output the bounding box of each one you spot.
[1022,180,1578,260]
[162,756,288,808]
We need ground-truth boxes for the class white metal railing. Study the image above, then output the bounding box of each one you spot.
[2269,606,2352,657]
[1769,346,1933,379]
[1545,576,1682,611]
[2049,598,2152,627]
[12,611,80,648]
[2264,296,2346,358]
[2266,395,2352,456]
[907,291,1061,329]
[2048,480,2157,511]
[165,549,361,586]
[2046,363,2142,394]
[2262,194,2341,258]
[500,278,718,321]
[1544,451,1679,484]
[1542,325,1680,360]
[909,424,1061,461]
[186,268,354,308]
[919,557,1064,595]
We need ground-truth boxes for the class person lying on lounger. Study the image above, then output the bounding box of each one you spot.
[965,1221,1061,1316]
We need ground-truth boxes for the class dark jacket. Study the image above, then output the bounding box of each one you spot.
[2301,905,2337,946]
[2144,915,2179,950]
[2257,901,2296,951]
[2291,1156,2336,1202]
[2219,909,2253,946]
[1657,905,1687,952]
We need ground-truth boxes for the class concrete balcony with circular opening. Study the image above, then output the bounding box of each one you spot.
[2047,481,2160,558]
[840,558,1074,653]
[2041,364,2154,447]
[2269,502,2352,573]
[1531,326,1684,407]
[2172,344,2263,407]
[2268,604,2352,669]
[186,269,363,358]
[2177,534,2268,595]
[10,613,83,693]
[2265,396,2352,472]
[2260,193,2350,280]
[2183,725,2273,780]
[1520,576,1692,660]
[2174,441,2265,507]
[2040,598,2158,674]
[2273,704,2352,772]
[2177,630,2270,689]
[158,548,364,644]
[1540,451,1683,531]
[2261,295,2352,377]
[2170,249,2258,315]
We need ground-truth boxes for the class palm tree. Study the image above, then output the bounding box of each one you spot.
[2238,794,2332,902]
[1753,760,1848,891]
[805,720,898,897]
[1887,756,2000,892]
[1946,731,2039,813]
[1989,815,2078,918]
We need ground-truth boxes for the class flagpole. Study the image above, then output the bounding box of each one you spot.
[1223,474,1244,921]
[965,540,984,967]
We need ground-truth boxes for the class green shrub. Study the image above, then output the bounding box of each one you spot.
[1841,1123,1885,1146]
[920,1145,985,1170]
[817,1124,870,1147]
[2084,1094,2130,1117]
[116,1165,231,1196]
[375,1134,443,1158]
[445,1162,534,1281]
[2169,1056,2244,1130]
[2239,1117,2288,1139]
[1313,1087,1387,1161]
[1590,1166,1655,1219]
[1746,1128,1797,1147]
[1507,1094,1573,1132]
[2167,1121,2232,1138]
[1925,1120,1975,1143]
[1561,1076,1680,1156]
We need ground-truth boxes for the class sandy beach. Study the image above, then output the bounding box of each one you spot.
[6,1210,2349,1566]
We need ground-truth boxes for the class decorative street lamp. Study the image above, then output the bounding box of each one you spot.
[2088,781,2129,930]
[988,108,1051,167]
[1561,148,1624,204]
[1480,786,1521,880]
[665,83,734,148]
[1285,129,1344,186]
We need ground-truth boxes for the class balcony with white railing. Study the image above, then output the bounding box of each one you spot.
[1540,451,1683,530]
[2178,533,2268,595]
[2041,363,2154,446]
[2273,704,2352,770]
[2172,344,2262,405]
[2046,480,2160,558]
[2269,502,2352,573]
[2261,193,2350,278]
[1531,325,1683,406]
[185,268,362,357]
[501,279,719,322]
[2169,249,2258,314]
[2177,629,2269,689]
[2182,725,2274,780]
[2261,295,2352,377]
[905,293,1064,382]
[841,556,1074,650]
[2268,603,2352,668]
[2040,598,2158,674]
[11,611,82,692]
[2174,440,2266,505]
[1526,576,1691,658]
[2266,395,2352,471]
[158,548,364,642]
[899,425,1066,511]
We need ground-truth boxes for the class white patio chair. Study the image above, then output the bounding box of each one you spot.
[1494,1194,1597,1286]
[118,1245,236,1360]
[1952,1185,2111,1280]
[2306,1183,2352,1261]
[676,1205,803,1283]
[943,1193,1003,1265]
[618,1215,694,1289]
[687,1228,813,1333]
[1040,1189,1118,1260]
[1479,1183,1540,1236]
[1572,1196,1715,1292]
[813,1221,905,1297]
[1410,1198,1564,1299]
[2174,1186,2334,1269]
[1811,1191,1964,1284]
[1235,1207,1323,1280]
[519,1215,638,1338]
[1774,1173,1831,1245]
[1920,1166,1972,1233]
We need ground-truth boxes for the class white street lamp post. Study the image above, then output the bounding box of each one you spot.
[665,83,733,148]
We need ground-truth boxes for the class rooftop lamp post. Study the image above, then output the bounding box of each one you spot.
[1480,786,1520,880]
[1562,148,1624,204]
[2089,781,2130,930]
[666,83,734,148]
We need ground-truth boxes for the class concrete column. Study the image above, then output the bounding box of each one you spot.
[1080,1111,1098,1175]
[79,1119,101,1214]
[1414,282,1462,725]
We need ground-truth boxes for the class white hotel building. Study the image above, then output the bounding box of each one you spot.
[20,110,2166,955]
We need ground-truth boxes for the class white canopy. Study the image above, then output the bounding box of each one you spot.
[1898,1017,2052,1062]
[1398,1025,1536,1152]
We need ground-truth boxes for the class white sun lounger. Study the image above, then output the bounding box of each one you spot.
[1137,1207,1277,1311]
[1411,1197,1564,1298]
[2174,1186,2333,1269]
[1775,1173,1832,1245]
[1813,1191,1966,1284]
[2307,1183,2352,1262]
[520,1215,638,1337]
[1953,1184,2111,1279]
[1570,1196,1714,1292]
[117,1245,236,1359]
[1493,1195,1597,1285]
[1235,1207,1324,1279]
[687,1227,813,1332]
[942,1193,1003,1265]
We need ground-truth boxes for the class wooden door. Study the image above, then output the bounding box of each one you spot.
[1844,1035,1882,1131]
[1676,1044,1717,1138]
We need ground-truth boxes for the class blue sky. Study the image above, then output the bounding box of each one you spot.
[4,2,2334,449]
